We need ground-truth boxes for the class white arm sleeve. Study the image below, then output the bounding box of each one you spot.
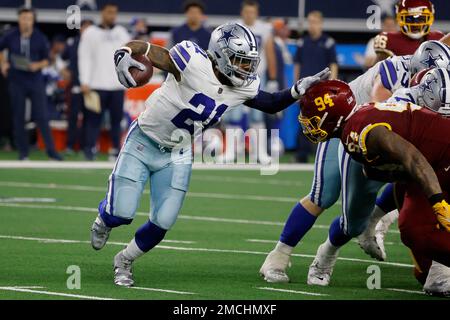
[77,27,94,86]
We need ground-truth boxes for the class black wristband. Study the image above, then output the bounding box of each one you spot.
[429,193,445,205]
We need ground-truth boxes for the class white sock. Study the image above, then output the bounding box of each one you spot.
[365,205,387,235]
[383,210,399,225]
[122,238,145,261]
[323,237,340,256]
[275,241,293,255]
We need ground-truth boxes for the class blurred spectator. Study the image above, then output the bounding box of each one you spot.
[223,0,277,163]
[294,10,337,162]
[272,19,292,91]
[169,0,211,50]
[130,17,149,41]
[364,15,397,68]
[264,18,292,152]
[0,25,13,151]
[0,7,62,160]
[239,0,277,90]
[62,19,93,154]
[78,3,130,160]
[43,34,67,119]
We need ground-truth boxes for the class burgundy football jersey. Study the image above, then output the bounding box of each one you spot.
[374,30,444,57]
[341,102,450,169]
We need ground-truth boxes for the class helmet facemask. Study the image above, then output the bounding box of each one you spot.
[397,7,434,39]
[299,114,329,143]
[222,47,260,87]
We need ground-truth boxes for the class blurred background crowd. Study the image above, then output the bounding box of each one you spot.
[0,0,448,162]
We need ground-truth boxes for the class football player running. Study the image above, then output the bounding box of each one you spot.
[259,40,450,283]
[298,79,450,296]
[89,22,330,287]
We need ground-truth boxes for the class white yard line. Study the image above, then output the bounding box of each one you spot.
[0,286,118,300]
[0,234,414,268]
[246,239,398,246]
[385,288,425,295]
[0,181,299,203]
[0,202,400,234]
[0,161,315,171]
[246,239,276,244]
[192,175,305,187]
[0,197,56,203]
[256,287,329,297]
[0,234,194,246]
[130,286,196,295]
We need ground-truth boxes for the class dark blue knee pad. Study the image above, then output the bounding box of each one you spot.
[135,220,167,252]
[98,199,133,228]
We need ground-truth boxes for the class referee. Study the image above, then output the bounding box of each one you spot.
[0,7,62,161]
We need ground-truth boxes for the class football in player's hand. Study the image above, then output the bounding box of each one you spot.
[129,54,153,87]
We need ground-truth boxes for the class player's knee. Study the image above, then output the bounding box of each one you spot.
[108,175,144,220]
[301,197,324,216]
[149,216,174,231]
[98,199,133,228]
[308,190,339,211]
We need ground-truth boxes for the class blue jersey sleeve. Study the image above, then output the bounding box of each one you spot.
[244,88,296,114]
[379,58,398,91]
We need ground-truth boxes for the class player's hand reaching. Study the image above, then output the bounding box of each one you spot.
[291,67,331,99]
[114,47,146,88]
[432,199,450,232]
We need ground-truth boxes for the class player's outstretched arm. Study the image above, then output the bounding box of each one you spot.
[244,68,331,114]
[114,41,180,88]
[366,126,450,231]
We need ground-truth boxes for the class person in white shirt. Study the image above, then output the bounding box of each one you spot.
[222,0,278,163]
[78,3,131,160]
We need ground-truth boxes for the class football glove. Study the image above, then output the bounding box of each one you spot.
[432,200,450,232]
[114,47,146,88]
[291,67,331,99]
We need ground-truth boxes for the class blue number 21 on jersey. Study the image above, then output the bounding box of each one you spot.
[171,93,228,135]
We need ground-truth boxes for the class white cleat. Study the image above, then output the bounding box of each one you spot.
[423,261,450,298]
[259,249,291,283]
[114,250,134,287]
[374,210,399,260]
[357,231,386,261]
[307,243,339,286]
[90,215,111,250]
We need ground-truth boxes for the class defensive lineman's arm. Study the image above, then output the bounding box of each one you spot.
[365,126,441,198]
[114,40,181,87]
[365,126,450,230]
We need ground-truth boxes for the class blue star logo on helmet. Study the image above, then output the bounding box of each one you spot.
[422,77,436,93]
[218,27,239,46]
[421,51,441,68]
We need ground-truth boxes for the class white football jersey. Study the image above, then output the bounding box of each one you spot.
[138,41,260,148]
[349,55,412,105]
[349,61,381,104]
[377,55,412,93]
[387,87,419,104]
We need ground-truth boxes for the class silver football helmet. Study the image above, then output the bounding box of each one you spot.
[417,67,450,116]
[208,22,260,87]
[410,40,450,75]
